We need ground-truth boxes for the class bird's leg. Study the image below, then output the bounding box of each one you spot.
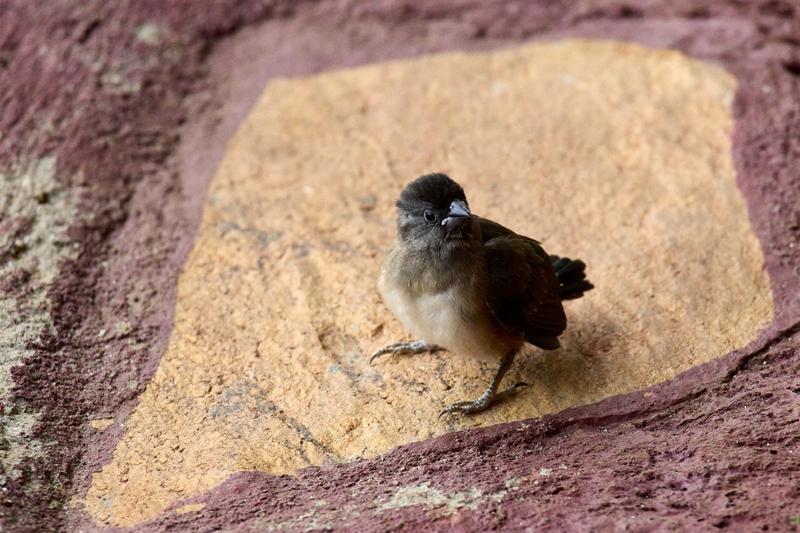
[440,350,527,416]
[370,340,443,364]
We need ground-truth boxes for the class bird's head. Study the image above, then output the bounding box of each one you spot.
[395,173,478,253]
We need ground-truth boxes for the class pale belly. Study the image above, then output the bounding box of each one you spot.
[378,281,512,361]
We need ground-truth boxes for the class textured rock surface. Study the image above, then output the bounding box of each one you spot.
[1,1,798,532]
[0,157,80,483]
[83,40,772,526]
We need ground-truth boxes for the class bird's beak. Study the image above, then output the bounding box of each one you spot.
[442,200,471,236]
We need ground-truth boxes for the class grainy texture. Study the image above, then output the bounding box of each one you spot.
[83,40,772,526]
[0,157,79,484]
[0,1,798,532]
[0,2,303,531]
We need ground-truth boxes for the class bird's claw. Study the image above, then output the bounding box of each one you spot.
[369,341,443,364]
[439,382,529,417]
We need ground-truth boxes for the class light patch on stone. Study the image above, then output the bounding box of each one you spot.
[379,482,483,513]
[0,157,78,393]
[379,477,522,514]
[244,477,520,531]
[85,40,773,525]
[90,418,115,431]
[134,23,163,46]
[100,70,141,94]
[0,156,79,482]
[174,502,205,515]
[0,408,43,484]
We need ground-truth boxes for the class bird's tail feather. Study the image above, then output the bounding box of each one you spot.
[550,255,594,301]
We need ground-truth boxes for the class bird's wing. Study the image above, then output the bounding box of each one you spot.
[480,222,566,349]
[476,215,541,245]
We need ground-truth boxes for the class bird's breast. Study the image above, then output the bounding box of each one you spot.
[378,259,513,361]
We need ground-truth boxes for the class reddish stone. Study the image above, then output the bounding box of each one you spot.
[0,1,798,531]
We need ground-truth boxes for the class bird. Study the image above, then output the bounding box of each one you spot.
[371,172,593,416]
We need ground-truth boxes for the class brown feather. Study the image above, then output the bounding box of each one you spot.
[478,218,567,350]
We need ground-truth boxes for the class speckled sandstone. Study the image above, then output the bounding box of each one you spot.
[83,40,771,526]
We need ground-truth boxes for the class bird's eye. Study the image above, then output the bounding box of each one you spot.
[423,209,436,223]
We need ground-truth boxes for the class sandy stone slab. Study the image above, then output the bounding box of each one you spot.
[83,39,772,526]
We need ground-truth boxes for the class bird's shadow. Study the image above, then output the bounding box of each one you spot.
[510,312,624,411]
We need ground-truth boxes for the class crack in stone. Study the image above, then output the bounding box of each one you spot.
[210,380,340,460]
[722,320,800,383]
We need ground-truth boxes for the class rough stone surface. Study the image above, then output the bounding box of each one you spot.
[83,40,773,526]
[0,1,296,530]
[0,156,81,483]
[0,1,798,532]
[137,334,800,532]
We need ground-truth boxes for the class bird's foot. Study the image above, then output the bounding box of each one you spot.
[370,341,443,364]
[439,382,528,417]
